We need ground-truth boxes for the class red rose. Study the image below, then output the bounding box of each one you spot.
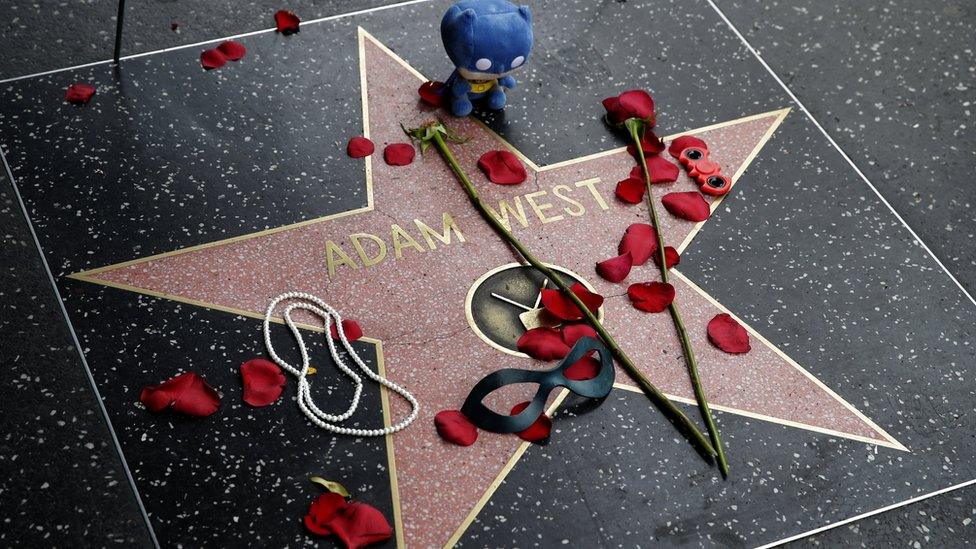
[602,89,655,126]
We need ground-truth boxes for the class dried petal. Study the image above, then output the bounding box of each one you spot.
[517,327,570,360]
[383,143,415,166]
[346,136,374,158]
[662,191,710,222]
[540,283,604,321]
[618,223,658,265]
[668,135,708,158]
[240,358,286,407]
[64,83,96,104]
[329,319,363,342]
[434,410,478,446]
[707,313,751,354]
[627,282,675,313]
[274,9,301,34]
[596,252,632,282]
[615,176,645,204]
[477,150,526,185]
[200,49,227,70]
[511,402,552,442]
[140,372,220,417]
[217,40,246,61]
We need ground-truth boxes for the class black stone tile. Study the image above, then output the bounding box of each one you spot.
[0,171,151,546]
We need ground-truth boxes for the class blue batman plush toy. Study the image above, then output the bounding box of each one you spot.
[440,0,533,117]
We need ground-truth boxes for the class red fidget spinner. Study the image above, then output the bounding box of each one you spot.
[670,137,732,196]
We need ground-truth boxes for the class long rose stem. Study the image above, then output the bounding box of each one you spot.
[430,130,717,459]
[630,125,729,476]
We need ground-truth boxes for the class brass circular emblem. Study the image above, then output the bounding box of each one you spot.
[464,263,604,357]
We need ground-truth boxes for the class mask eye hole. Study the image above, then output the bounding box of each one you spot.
[475,58,492,71]
[510,56,525,68]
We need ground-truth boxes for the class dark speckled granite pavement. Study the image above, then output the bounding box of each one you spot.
[1,0,975,546]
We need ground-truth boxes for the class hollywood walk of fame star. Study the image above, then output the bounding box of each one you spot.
[68,28,905,547]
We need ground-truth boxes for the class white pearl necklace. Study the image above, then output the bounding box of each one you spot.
[262,292,419,436]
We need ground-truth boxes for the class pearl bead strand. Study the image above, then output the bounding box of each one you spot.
[263,292,419,436]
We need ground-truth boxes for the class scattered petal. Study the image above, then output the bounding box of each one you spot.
[596,252,632,282]
[304,492,346,536]
[615,176,645,204]
[707,313,751,354]
[668,135,708,158]
[652,246,680,269]
[517,327,570,360]
[511,402,552,442]
[310,476,351,498]
[563,354,601,381]
[346,136,374,158]
[217,40,246,61]
[64,83,96,104]
[626,130,665,156]
[434,410,478,446]
[418,81,445,107]
[140,372,220,417]
[561,323,598,347]
[327,501,393,549]
[170,21,180,32]
[383,143,415,166]
[540,283,604,321]
[662,191,710,222]
[274,9,301,34]
[329,319,363,342]
[627,282,675,313]
[647,156,680,183]
[200,48,227,70]
[618,223,658,265]
[240,358,286,407]
[477,150,526,185]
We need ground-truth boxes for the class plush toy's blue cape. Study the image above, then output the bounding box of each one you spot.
[440,0,533,116]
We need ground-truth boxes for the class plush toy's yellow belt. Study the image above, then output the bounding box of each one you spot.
[468,79,496,94]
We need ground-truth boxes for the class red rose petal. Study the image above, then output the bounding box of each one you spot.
[662,191,710,222]
[329,319,363,342]
[346,136,374,158]
[517,327,571,360]
[707,313,751,354]
[626,130,666,156]
[596,252,632,283]
[627,282,675,313]
[140,372,220,417]
[216,40,246,61]
[564,354,601,381]
[383,143,415,166]
[652,246,680,269]
[511,402,552,442]
[617,90,655,123]
[200,48,227,70]
[561,323,598,347]
[240,358,286,407]
[647,156,680,183]
[477,150,526,185]
[618,223,658,265]
[64,83,96,104]
[418,81,445,107]
[615,176,645,204]
[326,501,394,549]
[274,9,300,34]
[668,135,708,158]
[539,283,604,321]
[434,410,478,446]
[304,492,347,536]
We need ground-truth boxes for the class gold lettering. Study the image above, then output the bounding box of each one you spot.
[391,224,425,258]
[415,213,466,250]
[575,178,608,210]
[485,196,529,231]
[551,184,586,217]
[325,240,359,278]
[524,190,565,224]
[349,233,387,267]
